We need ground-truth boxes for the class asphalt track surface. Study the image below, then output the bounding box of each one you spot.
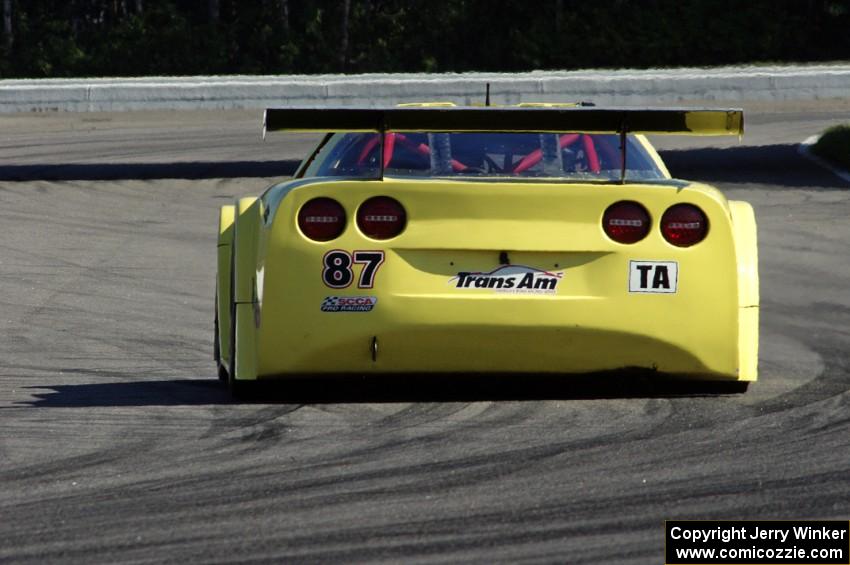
[1,102,849,564]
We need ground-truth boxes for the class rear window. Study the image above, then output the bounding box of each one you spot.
[304,132,665,181]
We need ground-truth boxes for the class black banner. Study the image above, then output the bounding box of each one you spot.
[665,520,850,565]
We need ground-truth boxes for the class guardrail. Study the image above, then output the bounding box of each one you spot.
[1,65,849,112]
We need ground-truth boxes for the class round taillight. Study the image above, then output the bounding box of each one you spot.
[298,198,346,241]
[602,201,651,244]
[661,204,708,247]
[357,196,406,240]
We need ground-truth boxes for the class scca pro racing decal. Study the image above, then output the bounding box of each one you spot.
[321,296,377,312]
[449,265,564,294]
[628,261,678,293]
[322,250,385,289]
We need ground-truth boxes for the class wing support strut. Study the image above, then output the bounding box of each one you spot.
[379,130,385,180]
[619,118,628,184]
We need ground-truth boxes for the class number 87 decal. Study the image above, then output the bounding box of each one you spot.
[322,250,385,289]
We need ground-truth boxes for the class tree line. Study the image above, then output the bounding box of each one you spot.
[1,0,848,78]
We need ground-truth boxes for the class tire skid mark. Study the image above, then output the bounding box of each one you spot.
[204,404,307,448]
[0,436,160,483]
[233,425,673,501]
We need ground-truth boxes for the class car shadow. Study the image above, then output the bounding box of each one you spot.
[22,378,231,407]
[659,144,847,189]
[22,372,748,407]
[0,160,301,181]
[1,144,846,188]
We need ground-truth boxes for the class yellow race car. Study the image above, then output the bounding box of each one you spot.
[215,104,758,397]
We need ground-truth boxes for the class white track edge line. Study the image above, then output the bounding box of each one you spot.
[797,134,850,185]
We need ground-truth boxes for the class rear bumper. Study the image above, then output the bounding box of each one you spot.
[254,294,746,381]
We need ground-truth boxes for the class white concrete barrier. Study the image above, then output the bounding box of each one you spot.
[1,64,849,112]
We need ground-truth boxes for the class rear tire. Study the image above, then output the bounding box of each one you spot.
[214,297,228,382]
[695,380,750,394]
[229,375,259,400]
[716,381,749,394]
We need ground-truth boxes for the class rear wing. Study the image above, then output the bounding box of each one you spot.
[263,106,744,137]
[264,105,743,183]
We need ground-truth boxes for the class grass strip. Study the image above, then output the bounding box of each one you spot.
[811,124,850,171]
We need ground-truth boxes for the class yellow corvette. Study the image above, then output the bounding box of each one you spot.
[214,104,758,397]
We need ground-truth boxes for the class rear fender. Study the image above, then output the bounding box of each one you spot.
[231,197,261,381]
[216,205,235,368]
[730,200,759,381]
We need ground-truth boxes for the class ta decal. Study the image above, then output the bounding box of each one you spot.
[628,261,678,293]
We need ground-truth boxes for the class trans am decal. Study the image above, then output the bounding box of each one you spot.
[321,296,377,312]
[628,260,678,293]
[449,265,564,294]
